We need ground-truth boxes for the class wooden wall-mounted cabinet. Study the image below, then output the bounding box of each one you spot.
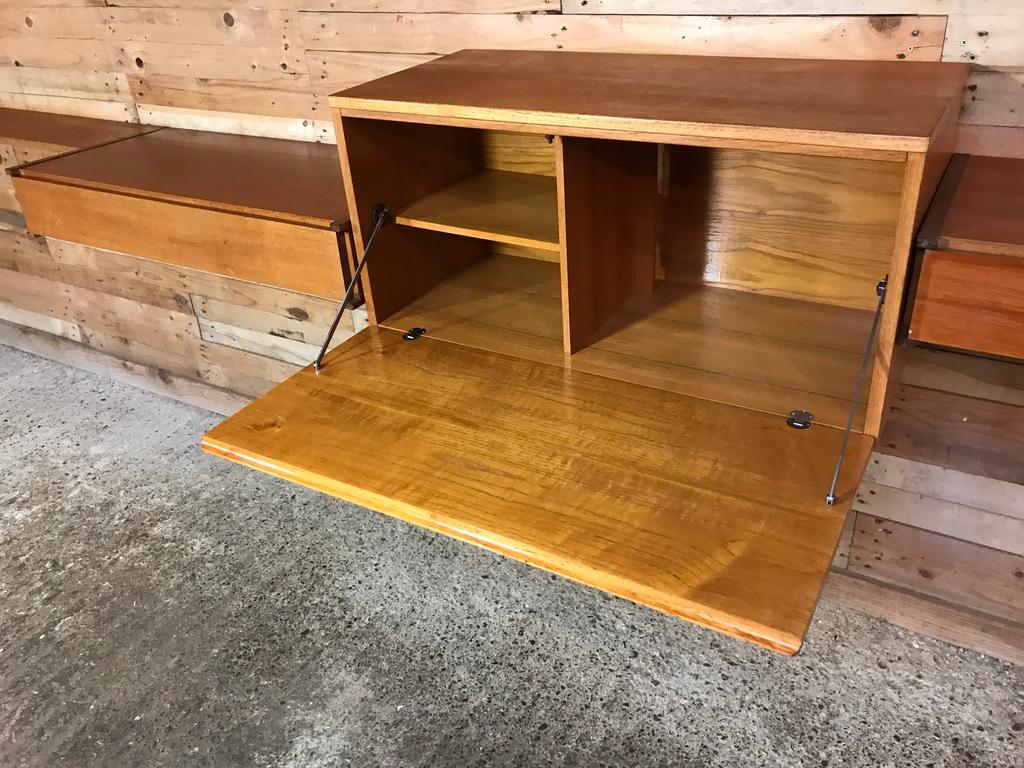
[203,51,968,655]
[11,128,353,300]
[907,155,1024,361]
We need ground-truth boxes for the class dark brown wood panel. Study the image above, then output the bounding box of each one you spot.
[332,50,968,153]
[0,108,152,149]
[879,384,1024,487]
[940,155,1024,259]
[203,326,872,655]
[14,177,346,300]
[558,136,658,353]
[909,249,1024,360]
[15,128,348,229]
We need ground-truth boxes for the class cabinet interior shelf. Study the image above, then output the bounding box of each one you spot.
[394,170,560,254]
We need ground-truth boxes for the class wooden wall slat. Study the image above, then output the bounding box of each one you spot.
[945,14,1024,66]
[306,51,437,98]
[850,517,1024,624]
[116,42,309,82]
[961,66,1024,127]
[300,0,557,10]
[565,2,964,12]
[301,13,944,60]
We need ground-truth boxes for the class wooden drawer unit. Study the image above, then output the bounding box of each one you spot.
[203,51,969,654]
[910,249,1024,360]
[909,155,1024,361]
[11,128,351,300]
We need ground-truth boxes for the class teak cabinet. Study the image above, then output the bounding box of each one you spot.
[203,51,968,654]
[907,154,1024,361]
[10,128,353,300]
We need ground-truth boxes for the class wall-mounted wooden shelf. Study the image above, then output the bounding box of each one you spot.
[206,50,968,653]
[908,155,1024,361]
[11,128,352,299]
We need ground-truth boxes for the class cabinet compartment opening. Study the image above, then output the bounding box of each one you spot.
[338,117,562,355]
[560,140,905,430]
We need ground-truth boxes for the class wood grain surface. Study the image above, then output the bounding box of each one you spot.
[13,177,347,299]
[940,155,1024,259]
[909,249,1024,361]
[396,169,559,252]
[559,136,658,352]
[381,254,873,429]
[331,50,967,153]
[202,326,872,655]
[660,146,903,310]
[15,127,349,229]
[0,107,151,149]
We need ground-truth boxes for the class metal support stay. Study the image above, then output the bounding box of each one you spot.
[825,276,887,506]
[312,202,390,372]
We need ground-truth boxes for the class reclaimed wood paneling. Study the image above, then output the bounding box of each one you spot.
[302,13,943,60]
[824,571,1024,666]
[945,14,1024,66]
[855,479,1024,557]
[0,4,1019,145]
[850,518,1024,623]
[881,384,1024,486]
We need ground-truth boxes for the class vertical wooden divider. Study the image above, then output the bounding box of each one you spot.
[557,136,659,355]
[334,112,488,325]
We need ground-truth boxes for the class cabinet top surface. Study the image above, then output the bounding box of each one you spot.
[14,127,349,229]
[0,107,154,149]
[330,50,967,152]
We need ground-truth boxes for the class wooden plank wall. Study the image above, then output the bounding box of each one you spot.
[0,229,360,413]
[0,1,1021,155]
[828,349,1024,665]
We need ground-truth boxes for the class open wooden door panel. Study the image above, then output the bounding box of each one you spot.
[202,327,872,654]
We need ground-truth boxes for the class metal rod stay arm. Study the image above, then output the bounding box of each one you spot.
[825,276,887,506]
[313,203,389,372]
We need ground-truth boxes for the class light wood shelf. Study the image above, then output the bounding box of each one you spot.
[394,170,560,254]
[382,254,871,429]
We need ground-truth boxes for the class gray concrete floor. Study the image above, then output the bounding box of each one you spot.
[1,344,1022,768]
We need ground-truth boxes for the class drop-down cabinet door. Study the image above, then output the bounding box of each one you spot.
[202,327,872,655]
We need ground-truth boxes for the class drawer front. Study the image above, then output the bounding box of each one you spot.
[909,249,1024,361]
[13,177,346,300]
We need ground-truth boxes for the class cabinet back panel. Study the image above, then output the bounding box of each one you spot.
[661,147,903,310]
[483,131,556,177]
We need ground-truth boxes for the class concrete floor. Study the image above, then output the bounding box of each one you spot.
[1,345,1022,768]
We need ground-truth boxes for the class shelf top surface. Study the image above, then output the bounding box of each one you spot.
[15,127,349,229]
[202,326,873,654]
[0,108,154,149]
[330,50,968,152]
[939,155,1024,259]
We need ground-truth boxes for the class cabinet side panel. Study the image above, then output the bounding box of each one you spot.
[865,154,927,438]
[334,112,487,323]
